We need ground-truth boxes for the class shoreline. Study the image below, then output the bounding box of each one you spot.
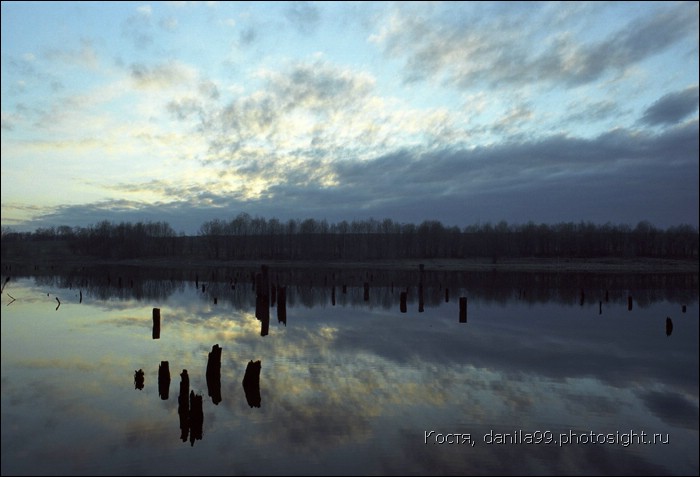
[2,256,698,274]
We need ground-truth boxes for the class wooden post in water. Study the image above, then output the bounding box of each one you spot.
[418,264,425,312]
[152,308,161,339]
[459,297,467,323]
[418,284,424,313]
[682,305,686,313]
[627,296,633,311]
[665,317,673,336]
[277,286,287,326]
[364,282,370,302]
[257,266,271,334]
[331,286,336,306]
[255,274,263,319]
[599,301,602,315]
[261,265,270,304]
[445,288,449,303]
[400,291,407,313]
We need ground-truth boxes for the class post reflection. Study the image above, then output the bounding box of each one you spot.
[1,269,697,475]
[242,360,262,408]
[189,391,203,446]
[158,361,170,400]
[206,344,222,405]
[178,370,190,442]
[17,266,697,311]
[134,369,145,390]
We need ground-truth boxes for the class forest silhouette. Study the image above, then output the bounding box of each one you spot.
[2,214,697,262]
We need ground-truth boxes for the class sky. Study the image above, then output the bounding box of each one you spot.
[1,1,698,235]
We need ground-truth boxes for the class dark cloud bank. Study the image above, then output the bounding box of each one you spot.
[21,119,698,234]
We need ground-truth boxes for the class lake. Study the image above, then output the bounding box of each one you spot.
[1,266,698,475]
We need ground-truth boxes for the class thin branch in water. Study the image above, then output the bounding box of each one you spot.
[6,294,15,306]
[1,276,9,294]
[55,297,61,311]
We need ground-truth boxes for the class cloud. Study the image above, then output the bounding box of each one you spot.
[6,53,62,92]
[159,16,178,32]
[552,3,699,86]
[638,390,699,430]
[1,112,16,130]
[564,100,621,125]
[285,1,321,35]
[238,26,257,46]
[373,3,698,90]
[129,61,197,89]
[137,5,152,16]
[180,59,382,191]
[16,119,698,234]
[3,4,697,236]
[639,85,700,126]
[42,40,100,69]
[122,5,154,49]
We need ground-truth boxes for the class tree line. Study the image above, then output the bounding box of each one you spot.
[1,214,698,261]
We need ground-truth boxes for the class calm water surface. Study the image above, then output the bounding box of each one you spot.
[1,270,698,475]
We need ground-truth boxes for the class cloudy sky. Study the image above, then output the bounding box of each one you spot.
[1,1,698,234]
